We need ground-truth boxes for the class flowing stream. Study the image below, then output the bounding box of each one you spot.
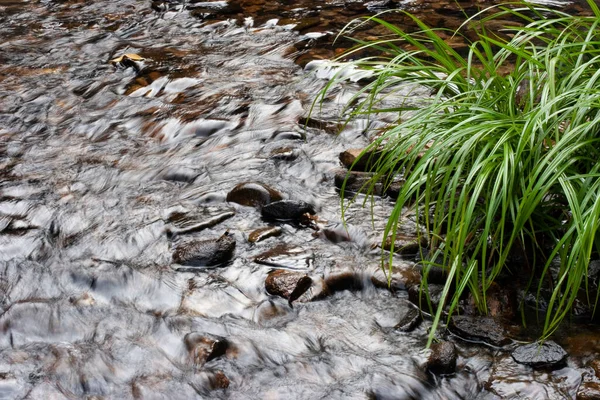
[0,0,598,399]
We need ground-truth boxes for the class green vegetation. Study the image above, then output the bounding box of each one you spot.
[320,0,600,345]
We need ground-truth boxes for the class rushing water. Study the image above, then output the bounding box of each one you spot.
[0,0,598,399]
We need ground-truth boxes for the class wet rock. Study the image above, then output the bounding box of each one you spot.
[172,231,235,267]
[371,265,421,291]
[226,182,283,208]
[265,270,326,303]
[261,200,316,221]
[334,170,383,196]
[511,341,567,369]
[449,315,510,347]
[577,382,600,400]
[427,341,457,375]
[339,148,382,171]
[383,234,428,257]
[248,226,283,243]
[254,244,314,269]
[184,332,228,366]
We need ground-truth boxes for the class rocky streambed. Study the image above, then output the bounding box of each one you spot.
[1,0,600,399]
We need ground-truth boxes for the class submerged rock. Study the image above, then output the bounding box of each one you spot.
[254,244,314,269]
[427,341,457,375]
[449,315,510,347]
[269,146,298,161]
[374,301,421,333]
[248,226,282,243]
[172,231,236,267]
[226,182,283,208]
[184,332,229,366]
[511,341,567,369]
[261,200,316,221]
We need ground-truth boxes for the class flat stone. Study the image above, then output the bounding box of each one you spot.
[449,315,510,347]
[226,182,283,208]
[254,244,313,269]
[172,231,236,267]
[511,341,567,369]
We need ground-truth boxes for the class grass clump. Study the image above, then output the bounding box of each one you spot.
[320,0,600,344]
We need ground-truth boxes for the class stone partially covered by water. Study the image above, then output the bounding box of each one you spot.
[226,182,283,208]
[511,341,567,369]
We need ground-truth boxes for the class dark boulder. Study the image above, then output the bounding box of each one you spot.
[172,231,235,267]
[261,200,316,221]
[254,244,314,269]
[226,182,283,208]
[449,315,510,347]
[427,341,457,375]
[511,341,567,369]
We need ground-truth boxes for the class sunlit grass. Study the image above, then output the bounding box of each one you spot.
[319,0,600,345]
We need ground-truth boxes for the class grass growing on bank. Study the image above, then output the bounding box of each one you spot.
[321,0,600,345]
